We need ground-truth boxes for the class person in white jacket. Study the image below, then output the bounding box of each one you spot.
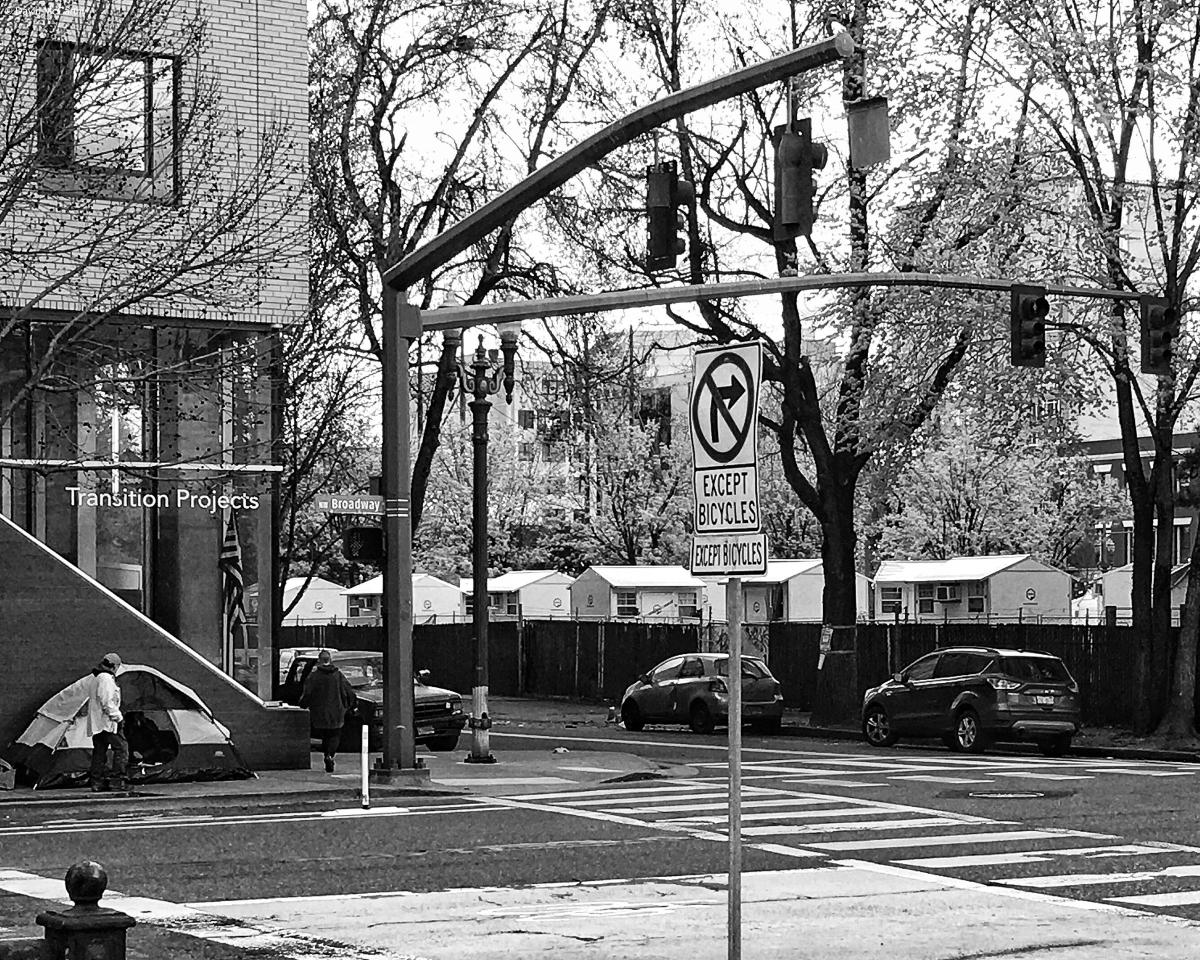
[87,652,128,792]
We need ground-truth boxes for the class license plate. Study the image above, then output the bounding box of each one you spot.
[418,726,435,736]
[1034,695,1055,705]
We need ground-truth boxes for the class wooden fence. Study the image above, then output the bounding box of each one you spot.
[279,619,1182,728]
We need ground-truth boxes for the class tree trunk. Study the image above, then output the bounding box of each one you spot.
[819,480,859,633]
[1159,531,1200,739]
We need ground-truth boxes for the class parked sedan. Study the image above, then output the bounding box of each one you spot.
[861,646,1082,755]
[281,650,467,752]
[620,653,785,734]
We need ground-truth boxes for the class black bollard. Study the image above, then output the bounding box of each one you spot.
[36,862,135,960]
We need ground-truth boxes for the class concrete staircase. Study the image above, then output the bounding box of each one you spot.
[0,514,309,770]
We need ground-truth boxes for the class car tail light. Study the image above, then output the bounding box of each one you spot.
[709,678,728,693]
[987,677,1022,691]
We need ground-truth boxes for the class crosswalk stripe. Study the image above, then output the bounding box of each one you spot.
[808,829,1110,851]
[508,784,719,801]
[664,806,920,825]
[895,844,1171,869]
[741,816,964,837]
[998,864,1200,888]
[991,772,1094,781]
[782,779,890,788]
[603,798,834,815]
[564,792,753,808]
[1108,890,1200,907]
[1090,769,1198,777]
[890,776,996,784]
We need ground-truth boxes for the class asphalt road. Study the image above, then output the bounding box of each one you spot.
[6,727,1200,959]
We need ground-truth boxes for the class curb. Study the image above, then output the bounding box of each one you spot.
[772,721,1200,763]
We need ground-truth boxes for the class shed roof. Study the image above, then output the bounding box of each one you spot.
[582,565,707,588]
[460,569,570,594]
[744,559,822,584]
[342,573,459,596]
[873,555,1052,583]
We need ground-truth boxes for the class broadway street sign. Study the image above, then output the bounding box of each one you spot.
[315,493,385,516]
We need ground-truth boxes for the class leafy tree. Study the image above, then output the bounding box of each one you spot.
[871,423,1125,569]
[946,0,1200,734]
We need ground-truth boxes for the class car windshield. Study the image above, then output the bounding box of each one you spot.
[998,656,1072,684]
[337,658,384,687]
[715,658,770,679]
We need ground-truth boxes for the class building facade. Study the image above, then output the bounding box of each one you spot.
[0,1,307,697]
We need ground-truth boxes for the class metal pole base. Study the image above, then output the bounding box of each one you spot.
[463,752,497,765]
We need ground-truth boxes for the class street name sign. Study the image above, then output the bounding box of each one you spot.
[316,493,385,516]
[689,341,767,576]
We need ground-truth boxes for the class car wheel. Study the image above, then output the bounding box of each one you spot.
[1039,734,1072,757]
[621,700,644,732]
[953,708,988,754]
[426,734,461,752]
[689,701,715,734]
[862,704,897,747]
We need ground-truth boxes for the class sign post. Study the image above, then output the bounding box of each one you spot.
[687,341,763,960]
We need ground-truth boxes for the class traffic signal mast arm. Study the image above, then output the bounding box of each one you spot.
[383,34,854,293]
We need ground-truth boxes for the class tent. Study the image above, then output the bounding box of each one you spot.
[3,664,254,788]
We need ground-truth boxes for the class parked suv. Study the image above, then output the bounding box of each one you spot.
[861,646,1082,755]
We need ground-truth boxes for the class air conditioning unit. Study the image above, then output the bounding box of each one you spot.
[936,584,961,603]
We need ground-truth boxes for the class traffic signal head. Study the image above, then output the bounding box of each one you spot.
[1140,295,1179,375]
[1010,284,1049,367]
[773,117,827,241]
[342,525,385,564]
[645,159,695,272]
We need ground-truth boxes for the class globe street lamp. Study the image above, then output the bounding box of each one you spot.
[445,321,520,763]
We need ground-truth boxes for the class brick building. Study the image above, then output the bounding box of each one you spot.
[0,1,309,766]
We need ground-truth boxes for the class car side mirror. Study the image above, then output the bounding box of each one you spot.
[417,669,431,683]
[638,673,651,684]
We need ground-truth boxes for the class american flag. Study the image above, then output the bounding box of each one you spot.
[219,511,248,674]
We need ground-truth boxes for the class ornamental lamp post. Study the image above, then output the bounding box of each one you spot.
[445,321,521,763]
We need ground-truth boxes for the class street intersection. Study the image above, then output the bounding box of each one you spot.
[5,733,1200,959]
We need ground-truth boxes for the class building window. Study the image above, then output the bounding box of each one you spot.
[616,591,638,617]
[677,591,699,618]
[518,442,535,462]
[880,585,902,615]
[967,580,986,614]
[36,41,178,201]
[518,409,535,430]
[349,596,378,618]
[916,584,935,615]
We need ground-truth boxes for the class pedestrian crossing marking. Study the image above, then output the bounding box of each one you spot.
[604,797,833,815]
[808,829,1109,852]
[665,806,924,825]
[891,776,996,784]
[998,864,1200,888]
[784,779,890,788]
[1108,889,1200,907]
[991,772,1094,781]
[895,844,1170,869]
[1089,768,1198,777]
[741,816,966,837]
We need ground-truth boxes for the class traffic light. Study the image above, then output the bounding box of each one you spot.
[1010,284,1049,367]
[645,159,695,272]
[1140,294,1179,375]
[342,525,385,564]
[773,117,827,240]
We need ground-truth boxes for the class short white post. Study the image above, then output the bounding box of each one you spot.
[360,723,371,809]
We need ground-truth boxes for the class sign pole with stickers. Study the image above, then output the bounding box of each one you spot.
[687,340,765,960]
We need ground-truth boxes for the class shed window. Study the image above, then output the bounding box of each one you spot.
[616,591,637,617]
[677,590,699,618]
[880,585,902,614]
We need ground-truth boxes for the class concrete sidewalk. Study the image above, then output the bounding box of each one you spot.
[1,695,1194,812]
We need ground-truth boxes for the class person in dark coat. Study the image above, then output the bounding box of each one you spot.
[299,650,357,773]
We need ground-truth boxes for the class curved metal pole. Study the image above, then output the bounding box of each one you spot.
[383,34,854,292]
